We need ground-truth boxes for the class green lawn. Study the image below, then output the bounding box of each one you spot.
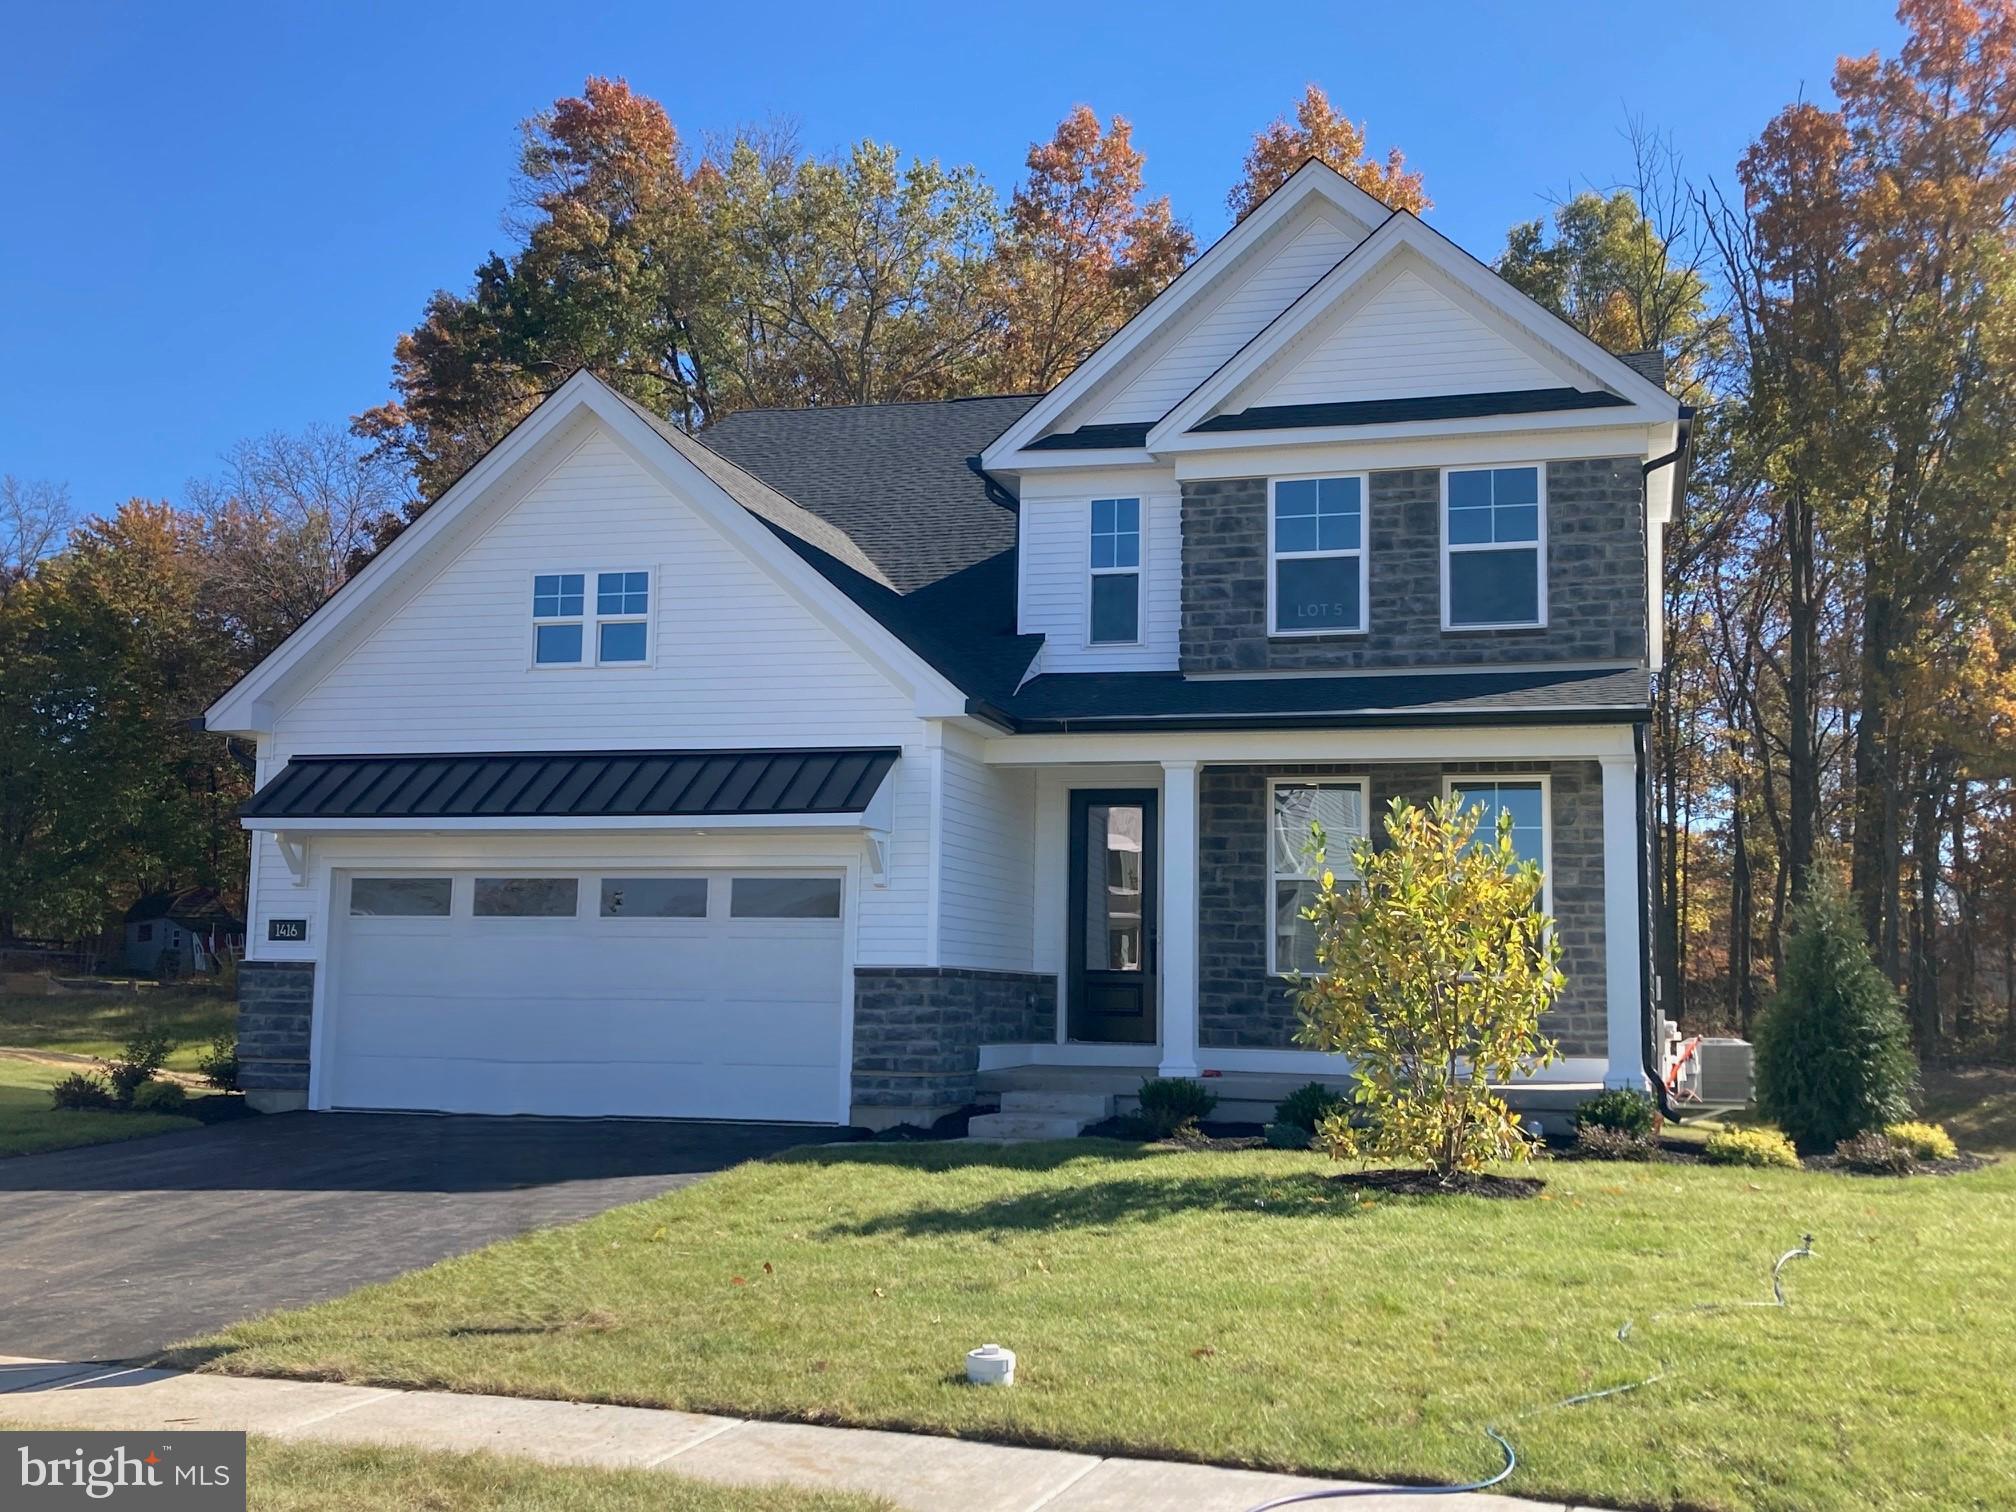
[0,988,233,1071]
[0,1429,885,1512]
[0,1056,203,1156]
[176,1124,2016,1512]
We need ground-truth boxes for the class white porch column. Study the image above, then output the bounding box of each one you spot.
[1158,760,1202,1079]
[1599,752,1648,1089]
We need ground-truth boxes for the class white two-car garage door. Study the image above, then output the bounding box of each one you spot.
[326,869,845,1122]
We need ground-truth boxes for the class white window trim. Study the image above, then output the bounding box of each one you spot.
[1440,462,1548,632]
[1268,472,1370,637]
[1442,773,1554,914]
[1266,776,1370,977]
[528,567,656,670]
[1086,497,1144,647]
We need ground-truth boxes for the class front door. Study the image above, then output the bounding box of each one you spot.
[1068,789,1158,1044]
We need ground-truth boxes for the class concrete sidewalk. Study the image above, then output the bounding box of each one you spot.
[0,1357,1567,1512]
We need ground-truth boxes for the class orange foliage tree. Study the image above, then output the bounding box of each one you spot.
[1228,84,1428,220]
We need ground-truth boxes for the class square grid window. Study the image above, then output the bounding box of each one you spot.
[1447,777,1550,910]
[1088,497,1141,645]
[1271,476,1366,634]
[1444,466,1544,628]
[531,569,651,666]
[1269,780,1367,975]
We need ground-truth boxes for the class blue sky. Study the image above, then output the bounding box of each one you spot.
[1,0,1901,515]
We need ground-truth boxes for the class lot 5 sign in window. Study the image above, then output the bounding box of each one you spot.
[1271,476,1366,634]
[532,570,652,666]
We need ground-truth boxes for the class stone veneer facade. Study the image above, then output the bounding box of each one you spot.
[237,959,315,1112]
[1198,761,1608,1057]
[1179,459,1647,672]
[851,967,1058,1121]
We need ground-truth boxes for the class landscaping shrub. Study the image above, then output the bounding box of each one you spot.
[197,1032,240,1091]
[1835,1131,1914,1175]
[1273,1081,1346,1134]
[1753,876,1917,1152]
[1264,1121,1315,1150]
[1135,1077,1217,1138]
[105,1016,174,1106]
[1884,1120,1958,1161]
[1574,1124,1656,1161]
[1574,1087,1656,1138]
[1296,796,1561,1178]
[48,1071,116,1111]
[1702,1125,1801,1169]
[130,1080,188,1115]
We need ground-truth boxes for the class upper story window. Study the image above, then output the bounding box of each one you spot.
[1269,778,1368,975]
[1443,466,1545,629]
[1270,475,1366,635]
[532,570,651,666]
[1088,497,1141,644]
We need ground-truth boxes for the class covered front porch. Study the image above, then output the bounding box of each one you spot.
[960,720,1649,1121]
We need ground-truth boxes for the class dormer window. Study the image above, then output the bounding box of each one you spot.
[1270,475,1366,635]
[532,569,652,666]
[1088,498,1141,645]
[1443,466,1545,629]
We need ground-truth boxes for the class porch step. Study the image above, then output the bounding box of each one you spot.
[965,1112,1089,1142]
[997,1090,1115,1120]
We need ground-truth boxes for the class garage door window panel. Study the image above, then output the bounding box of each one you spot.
[350,877,453,917]
[600,877,708,918]
[473,877,580,917]
[730,877,842,919]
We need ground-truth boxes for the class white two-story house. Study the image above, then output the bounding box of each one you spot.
[207,161,1690,1128]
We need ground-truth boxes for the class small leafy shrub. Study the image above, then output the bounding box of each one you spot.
[105,1017,175,1106]
[1702,1125,1801,1169]
[1575,1087,1657,1138]
[49,1072,116,1112]
[197,1032,240,1091]
[129,1080,189,1115]
[1273,1080,1346,1134]
[1135,1077,1218,1138]
[1753,876,1917,1152]
[1575,1123,1656,1161]
[1264,1120,1314,1150]
[1835,1131,1914,1175]
[1884,1120,1958,1161]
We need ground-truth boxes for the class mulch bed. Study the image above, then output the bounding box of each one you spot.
[1802,1150,1991,1178]
[1329,1167,1546,1199]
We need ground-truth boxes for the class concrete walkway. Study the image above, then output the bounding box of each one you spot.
[0,1356,1574,1511]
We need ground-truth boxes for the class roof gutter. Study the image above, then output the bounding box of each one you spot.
[966,704,1652,736]
[1643,403,1696,521]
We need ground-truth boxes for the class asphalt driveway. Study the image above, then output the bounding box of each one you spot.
[0,1111,823,1363]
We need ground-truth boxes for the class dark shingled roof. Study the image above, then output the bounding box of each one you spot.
[1190,388,1631,434]
[124,887,243,929]
[1614,349,1669,390]
[976,666,1651,732]
[243,749,900,820]
[700,395,1042,594]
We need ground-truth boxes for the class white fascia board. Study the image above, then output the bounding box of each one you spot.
[206,374,610,735]
[1003,448,1159,472]
[1169,422,1669,482]
[1147,218,1680,452]
[981,163,1389,470]
[244,812,877,835]
[982,723,1638,766]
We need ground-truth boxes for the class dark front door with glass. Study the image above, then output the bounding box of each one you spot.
[1068,789,1158,1044]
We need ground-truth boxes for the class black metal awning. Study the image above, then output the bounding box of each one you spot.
[241,748,900,821]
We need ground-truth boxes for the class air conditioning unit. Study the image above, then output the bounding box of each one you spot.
[1692,1037,1754,1106]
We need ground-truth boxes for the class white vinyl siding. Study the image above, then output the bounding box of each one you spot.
[936,747,1037,971]
[1247,266,1562,408]
[1018,488,1180,672]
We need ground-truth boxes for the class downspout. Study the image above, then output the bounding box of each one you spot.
[1636,721,1680,1120]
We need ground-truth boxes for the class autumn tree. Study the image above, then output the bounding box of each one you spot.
[983,106,1194,391]
[1228,83,1428,219]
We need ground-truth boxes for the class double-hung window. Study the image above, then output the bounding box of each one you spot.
[1271,475,1366,634]
[1446,776,1551,910]
[1269,779,1368,974]
[532,569,651,666]
[1088,497,1141,645]
[1444,465,1545,628]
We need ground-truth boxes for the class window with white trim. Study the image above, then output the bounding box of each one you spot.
[1443,466,1544,628]
[1446,776,1551,909]
[1088,497,1141,644]
[532,569,652,666]
[1271,475,1367,635]
[1269,779,1368,974]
